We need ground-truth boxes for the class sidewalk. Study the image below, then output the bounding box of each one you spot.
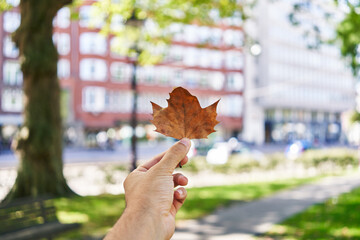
[172,173,360,240]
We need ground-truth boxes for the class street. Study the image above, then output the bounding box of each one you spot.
[0,141,174,168]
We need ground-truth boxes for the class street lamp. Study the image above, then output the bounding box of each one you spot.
[126,14,144,172]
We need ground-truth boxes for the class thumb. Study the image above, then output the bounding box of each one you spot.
[155,138,191,173]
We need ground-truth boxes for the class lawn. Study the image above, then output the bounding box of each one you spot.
[259,186,360,240]
[54,177,318,239]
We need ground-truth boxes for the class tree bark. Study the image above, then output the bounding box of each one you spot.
[4,0,74,202]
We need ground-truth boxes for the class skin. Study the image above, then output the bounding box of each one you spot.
[104,138,191,240]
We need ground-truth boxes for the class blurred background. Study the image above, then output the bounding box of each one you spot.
[1,0,360,239]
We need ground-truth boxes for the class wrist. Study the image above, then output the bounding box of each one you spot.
[106,207,163,240]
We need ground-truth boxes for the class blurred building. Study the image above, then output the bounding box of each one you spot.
[0,0,245,148]
[243,0,356,145]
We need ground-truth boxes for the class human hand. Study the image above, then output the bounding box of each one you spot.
[104,138,191,240]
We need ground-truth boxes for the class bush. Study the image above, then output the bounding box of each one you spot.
[185,148,358,174]
[296,148,358,168]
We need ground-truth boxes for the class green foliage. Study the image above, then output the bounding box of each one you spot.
[260,186,360,239]
[351,111,360,122]
[186,148,358,174]
[88,0,252,64]
[296,148,358,169]
[0,0,12,12]
[336,4,360,75]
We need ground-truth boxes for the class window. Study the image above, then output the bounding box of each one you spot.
[1,89,23,112]
[80,59,107,81]
[3,61,22,86]
[184,25,198,43]
[3,35,19,58]
[82,87,106,112]
[183,48,198,66]
[80,32,107,55]
[184,70,199,88]
[223,29,244,47]
[79,6,104,28]
[225,51,244,70]
[3,12,20,33]
[58,59,70,78]
[209,72,225,90]
[53,33,70,55]
[142,66,155,84]
[157,67,171,85]
[105,90,132,112]
[167,45,184,64]
[209,28,223,46]
[172,69,183,86]
[54,7,70,28]
[199,49,212,68]
[198,26,211,44]
[110,62,132,82]
[210,50,223,69]
[226,73,244,91]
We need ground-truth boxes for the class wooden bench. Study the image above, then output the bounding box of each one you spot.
[0,196,81,240]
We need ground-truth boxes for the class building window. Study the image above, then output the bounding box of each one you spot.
[80,58,107,81]
[209,72,225,90]
[82,87,106,112]
[3,11,20,33]
[138,66,155,84]
[3,35,19,58]
[79,6,104,28]
[225,51,244,70]
[58,59,70,79]
[226,73,244,91]
[209,28,223,46]
[3,61,22,86]
[157,67,171,85]
[223,29,244,48]
[210,50,223,69]
[172,69,183,86]
[184,25,198,43]
[1,88,23,112]
[54,7,70,28]
[110,62,132,82]
[167,45,183,64]
[80,32,107,55]
[199,49,212,68]
[184,70,199,88]
[183,48,198,66]
[53,33,70,55]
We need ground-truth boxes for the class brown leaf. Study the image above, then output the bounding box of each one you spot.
[150,87,220,139]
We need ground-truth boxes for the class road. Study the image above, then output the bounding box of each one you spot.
[0,141,173,168]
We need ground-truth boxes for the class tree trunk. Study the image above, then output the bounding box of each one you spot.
[4,0,74,202]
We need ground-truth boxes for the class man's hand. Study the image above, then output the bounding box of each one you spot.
[104,138,191,240]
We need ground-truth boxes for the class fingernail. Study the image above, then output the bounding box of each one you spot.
[177,188,184,196]
[179,138,190,148]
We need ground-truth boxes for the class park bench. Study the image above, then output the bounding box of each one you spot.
[0,196,81,240]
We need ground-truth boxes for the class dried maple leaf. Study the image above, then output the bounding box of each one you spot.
[150,87,220,139]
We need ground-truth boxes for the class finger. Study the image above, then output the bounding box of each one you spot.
[173,173,188,187]
[177,156,189,168]
[137,151,166,172]
[172,187,187,214]
[155,138,191,173]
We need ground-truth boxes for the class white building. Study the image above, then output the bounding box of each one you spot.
[243,0,356,144]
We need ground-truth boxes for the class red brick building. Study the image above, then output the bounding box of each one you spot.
[0,0,244,147]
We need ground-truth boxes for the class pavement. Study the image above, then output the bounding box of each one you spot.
[172,173,360,240]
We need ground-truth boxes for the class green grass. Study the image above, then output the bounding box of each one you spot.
[54,177,318,239]
[259,186,360,240]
